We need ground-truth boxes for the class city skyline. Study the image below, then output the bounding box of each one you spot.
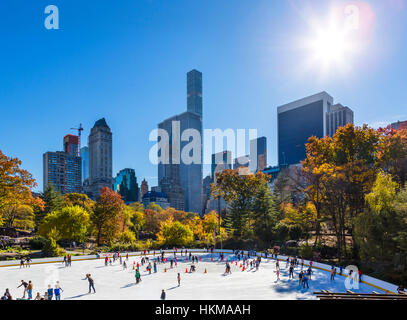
[1,0,406,192]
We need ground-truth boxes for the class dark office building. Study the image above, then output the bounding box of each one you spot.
[277,92,334,166]
[113,168,139,204]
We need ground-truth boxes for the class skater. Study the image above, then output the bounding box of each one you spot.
[307,266,312,280]
[17,280,28,298]
[161,289,166,300]
[20,258,25,268]
[87,274,96,293]
[123,261,127,269]
[154,261,157,273]
[177,273,181,286]
[54,284,62,300]
[105,256,108,266]
[25,257,31,268]
[47,285,53,300]
[27,281,33,299]
[358,269,363,283]
[331,266,336,280]
[135,269,141,284]
[302,273,309,289]
[276,269,280,282]
[298,271,303,286]
[289,265,294,279]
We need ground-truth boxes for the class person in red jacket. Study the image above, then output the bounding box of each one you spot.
[358,269,363,283]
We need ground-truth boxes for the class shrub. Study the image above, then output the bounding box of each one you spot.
[29,236,48,250]
[299,244,313,259]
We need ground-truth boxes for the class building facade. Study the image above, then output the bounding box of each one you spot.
[233,155,250,170]
[113,168,139,204]
[87,118,113,200]
[80,146,89,182]
[140,178,149,201]
[142,191,170,209]
[43,134,82,194]
[211,151,232,178]
[278,92,333,166]
[157,70,203,214]
[326,104,354,137]
[187,69,203,116]
[250,136,267,172]
[389,120,407,130]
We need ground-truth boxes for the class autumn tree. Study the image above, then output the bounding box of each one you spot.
[39,205,90,242]
[91,187,125,245]
[156,217,194,246]
[0,150,44,227]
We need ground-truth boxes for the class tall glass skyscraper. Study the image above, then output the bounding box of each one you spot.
[80,146,89,182]
[158,70,203,214]
[187,69,203,116]
[113,168,139,204]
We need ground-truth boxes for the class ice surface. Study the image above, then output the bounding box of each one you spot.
[0,253,379,300]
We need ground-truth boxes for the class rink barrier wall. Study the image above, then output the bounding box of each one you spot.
[0,248,397,294]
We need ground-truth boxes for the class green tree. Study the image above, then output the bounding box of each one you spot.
[157,218,194,246]
[354,171,400,262]
[36,185,64,229]
[251,183,280,243]
[39,205,90,242]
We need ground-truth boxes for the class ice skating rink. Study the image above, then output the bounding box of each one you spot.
[0,253,379,300]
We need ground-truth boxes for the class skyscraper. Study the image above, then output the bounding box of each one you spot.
[43,134,82,194]
[63,134,80,156]
[113,168,139,204]
[87,118,113,200]
[187,69,203,116]
[233,155,250,170]
[326,104,354,137]
[157,70,203,214]
[278,92,333,166]
[80,146,89,181]
[140,178,149,201]
[211,151,232,178]
[250,137,267,172]
[278,92,354,166]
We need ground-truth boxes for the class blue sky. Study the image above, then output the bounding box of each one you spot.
[0,0,406,192]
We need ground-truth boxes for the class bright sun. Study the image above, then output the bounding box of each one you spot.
[299,6,363,78]
[310,28,348,66]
